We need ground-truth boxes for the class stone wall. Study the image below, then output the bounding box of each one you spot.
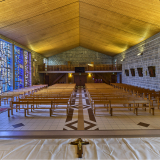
[113,32,160,90]
[48,46,113,66]
[116,72,122,83]
[31,52,45,85]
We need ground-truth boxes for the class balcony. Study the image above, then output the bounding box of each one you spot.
[38,64,122,73]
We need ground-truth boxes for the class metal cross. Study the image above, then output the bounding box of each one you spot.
[70,138,89,158]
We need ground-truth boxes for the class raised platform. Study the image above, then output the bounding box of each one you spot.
[1,130,160,139]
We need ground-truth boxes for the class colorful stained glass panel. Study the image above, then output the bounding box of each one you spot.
[14,46,24,89]
[0,40,12,94]
[24,51,31,87]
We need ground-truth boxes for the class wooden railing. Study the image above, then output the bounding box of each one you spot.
[38,64,122,72]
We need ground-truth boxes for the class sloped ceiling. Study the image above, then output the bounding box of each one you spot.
[0,0,160,57]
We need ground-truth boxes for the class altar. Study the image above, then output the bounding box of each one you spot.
[1,138,160,159]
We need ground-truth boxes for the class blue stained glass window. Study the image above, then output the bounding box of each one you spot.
[0,40,12,94]
[24,51,31,87]
[14,46,24,89]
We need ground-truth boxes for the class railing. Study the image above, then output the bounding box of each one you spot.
[38,64,122,72]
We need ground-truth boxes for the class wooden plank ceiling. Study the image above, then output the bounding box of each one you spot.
[0,0,160,57]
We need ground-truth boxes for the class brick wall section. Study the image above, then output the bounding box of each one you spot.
[113,32,160,91]
[48,46,113,66]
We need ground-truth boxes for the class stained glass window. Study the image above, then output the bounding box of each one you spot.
[14,46,24,89]
[0,40,12,94]
[24,51,31,87]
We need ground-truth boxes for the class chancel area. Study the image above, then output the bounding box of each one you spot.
[1,0,160,159]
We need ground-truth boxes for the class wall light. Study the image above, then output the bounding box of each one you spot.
[137,52,143,56]
[88,64,94,67]
[88,73,91,77]
[69,73,72,77]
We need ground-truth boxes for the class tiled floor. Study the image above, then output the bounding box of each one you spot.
[95,106,160,130]
[0,88,160,131]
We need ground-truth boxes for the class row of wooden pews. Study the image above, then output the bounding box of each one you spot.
[111,83,160,106]
[8,84,76,117]
[0,85,48,106]
[86,83,154,116]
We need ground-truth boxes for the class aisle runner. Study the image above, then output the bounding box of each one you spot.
[63,89,79,130]
[63,88,99,130]
[82,89,99,130]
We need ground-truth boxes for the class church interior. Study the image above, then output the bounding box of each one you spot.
[1,0,160,159]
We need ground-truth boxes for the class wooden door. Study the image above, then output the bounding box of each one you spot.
[45,74,49,86]
[80,75,87,86]
[74,75,80,86]
[111,75,117,83]
[74,75,87,86]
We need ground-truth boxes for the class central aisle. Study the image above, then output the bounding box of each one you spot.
[63,88,99,130]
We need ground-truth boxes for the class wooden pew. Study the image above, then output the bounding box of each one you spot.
[93,100,110,114]
[8,101,53,117]
[109,100,137,116]
[8,98,71,117]
[86,83,155,116]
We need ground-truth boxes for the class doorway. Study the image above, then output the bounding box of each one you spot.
[74,75,87,86]
[111,75,117,83]
[120,74,122,83]
[45,74,49,86]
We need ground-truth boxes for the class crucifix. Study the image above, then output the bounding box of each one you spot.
[70,138,89,158]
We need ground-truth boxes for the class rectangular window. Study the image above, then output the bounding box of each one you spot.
[24,51,31,87]
[0,40,12,93]
[14,46,24,89]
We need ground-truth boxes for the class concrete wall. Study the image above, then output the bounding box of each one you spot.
[113,32,160,90]
[48,46,113,66]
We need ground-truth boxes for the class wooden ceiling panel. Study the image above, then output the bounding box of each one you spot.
[79,1,160,55]
[28,28,79,48]
[80,18,142,44]
[48,35,80,48]
[13,18,79,47]
[80,30,128,50]
[80,0,160,25]
[1,2,79,38]
[80,35,124,55]
[0,0,160,56]
[0,0,78,28]
[34,35,79,54]
[15,23,79,45]
[80,2,160,37]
